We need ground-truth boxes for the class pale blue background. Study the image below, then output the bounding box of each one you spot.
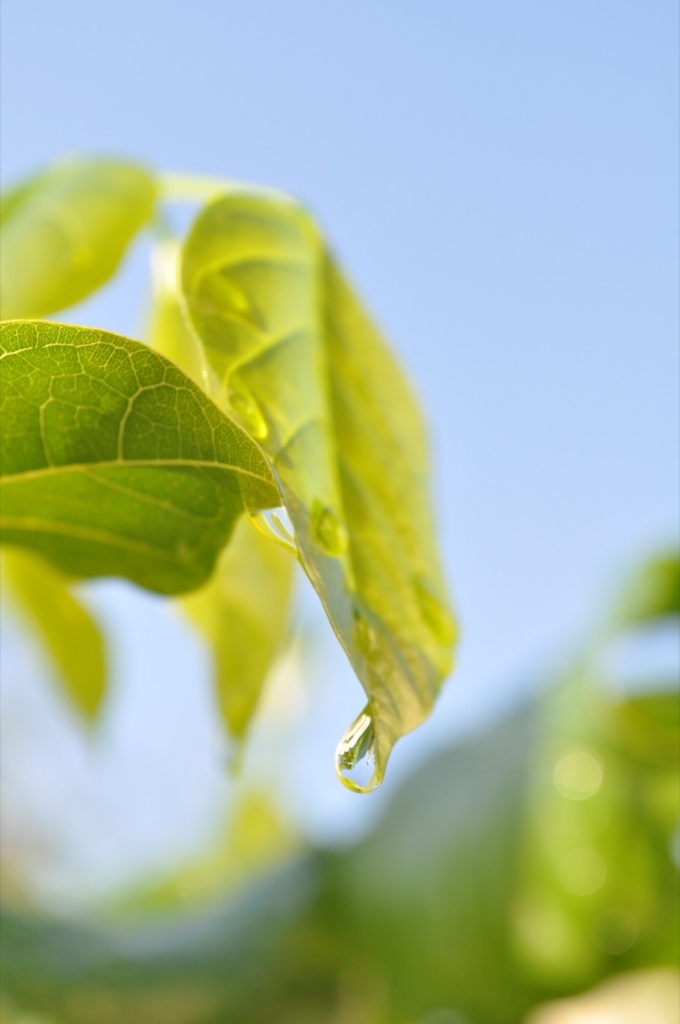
[1,1,678,900]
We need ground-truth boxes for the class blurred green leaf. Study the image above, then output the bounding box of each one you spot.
[613,553,680,628]
[0,159,155,320]
[0,861,318,1024]
[514,683,679,995]
[513,556,680,995]
[183,518,295,739]
[0,321,280,594]
[1,548,106,718]
[181,194,456,787]
[146,240,206,388]
[1,649,677,1023]
[147,241,296,739]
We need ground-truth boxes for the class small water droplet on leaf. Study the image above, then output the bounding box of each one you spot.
[312,501,349,557]
[251,506,297,556]
[336,706,381,793]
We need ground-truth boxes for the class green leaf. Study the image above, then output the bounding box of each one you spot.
[613,552,680,628]
[183,518,295,739]
[512,562,680,994]
[181,193,456,787]
[1,547,106,718]
[0,159,155,320]
[147,241,296,740]
[0,321,280,594]
[146,239,207,388]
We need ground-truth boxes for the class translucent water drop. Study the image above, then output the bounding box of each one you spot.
[413,577,457,645]
[312,501,349,557]
[335,706,381,793]
[228,382,268,439]
[251,506,298,556]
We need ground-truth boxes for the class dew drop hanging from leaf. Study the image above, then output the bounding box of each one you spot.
[250,506,298,556]
[336,706,380,793]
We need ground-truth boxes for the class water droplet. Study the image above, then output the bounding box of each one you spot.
[413,577,456,645]
[251,506,297,555]
[312,501,349,557]
[228,381,268,439]
[335,706,381,793]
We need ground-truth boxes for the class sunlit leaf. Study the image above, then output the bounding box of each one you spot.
[1,547,106,718]
[146,239,206,387]
[181,193,456,787]
[147,241,296,739]
[0,158,156,320]
[0,321,280,594]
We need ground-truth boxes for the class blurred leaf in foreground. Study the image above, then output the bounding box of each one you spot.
[0,159,155,320]
[182,519,295,741]
[613,552,680,628]
[1,548,106,719]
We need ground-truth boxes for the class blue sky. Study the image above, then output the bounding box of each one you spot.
[1,1,678,892]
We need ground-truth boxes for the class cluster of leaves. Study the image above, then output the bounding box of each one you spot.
[1,553,677,1023]
[2,156,677,1024]
[0,157,456,788]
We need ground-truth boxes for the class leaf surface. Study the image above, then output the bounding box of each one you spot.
[181,194,456,784]
[0,159,155,320]
[183,519,295,739]
[147,243,295,738]
[1,547,106,718]
[0,321,280,594]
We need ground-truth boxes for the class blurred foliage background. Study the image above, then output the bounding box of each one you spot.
[1,551,678,1023]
